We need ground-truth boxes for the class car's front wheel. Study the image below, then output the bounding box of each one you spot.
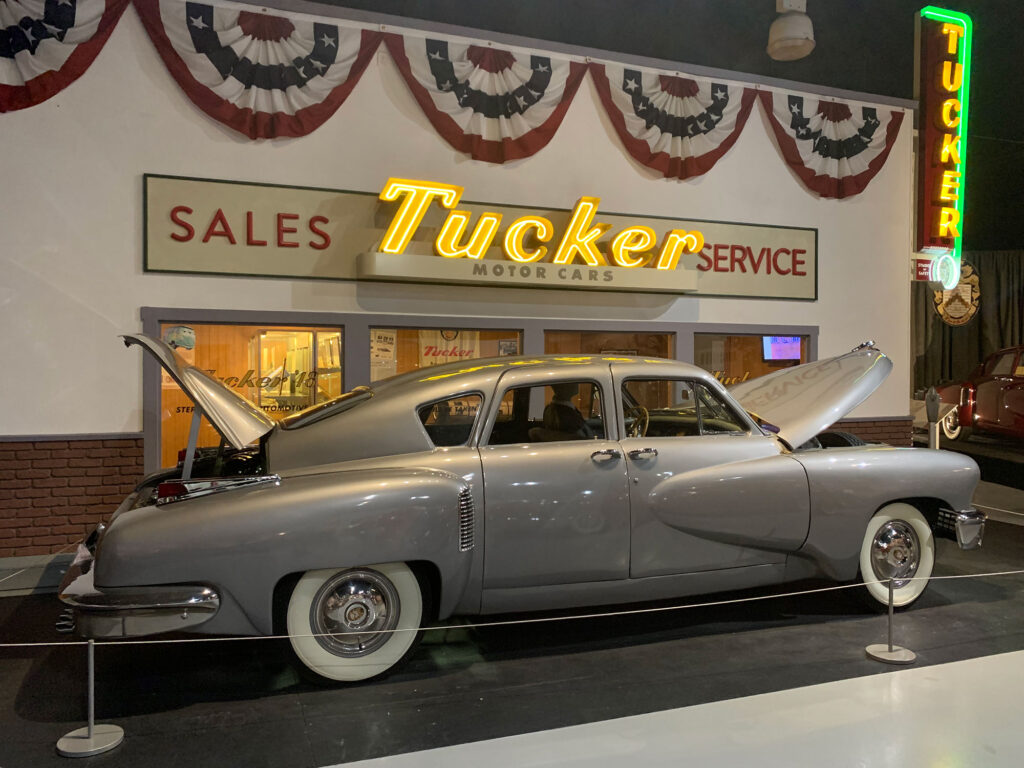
[286,562,423,682]
[859,503,934,608]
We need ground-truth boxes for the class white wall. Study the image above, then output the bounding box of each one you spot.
[0,10,912,435]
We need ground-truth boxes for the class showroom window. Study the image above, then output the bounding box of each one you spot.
[417,394,483,447]
[545,330,673,358]
[158,323,342,468]
[488,381,605,445]
[693,333,809,386]
[621,378,747,438]
[369,327,522,382]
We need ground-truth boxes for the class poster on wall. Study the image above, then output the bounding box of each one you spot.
[370,328,397,380]
[160,324,196,387]
[418,330,480,368]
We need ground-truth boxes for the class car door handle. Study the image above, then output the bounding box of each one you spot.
[628,448,658,460]
[590,449,622,463]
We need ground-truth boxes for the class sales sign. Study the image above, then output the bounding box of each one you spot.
[145,174,817,299]
[915,6,973,289]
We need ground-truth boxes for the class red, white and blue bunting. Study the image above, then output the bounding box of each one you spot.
[1,0,908,197]
[384,33,586,164]
[590,62,756,180]
[0,0,130,111]
[757,90,904,199]
[134,0,381,139]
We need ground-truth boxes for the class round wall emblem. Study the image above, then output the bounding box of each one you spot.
[933,263,980,327]
[440,330,460,341]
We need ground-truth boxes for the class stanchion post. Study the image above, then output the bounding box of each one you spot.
[865,578,917,665]
[56,639,124,758]
[884,581,892,651]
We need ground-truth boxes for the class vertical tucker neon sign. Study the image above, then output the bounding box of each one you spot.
[916,7,972,289]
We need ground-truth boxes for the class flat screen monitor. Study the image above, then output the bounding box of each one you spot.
[762,336,802,361]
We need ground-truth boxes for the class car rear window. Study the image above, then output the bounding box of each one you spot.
[418,394,482,447]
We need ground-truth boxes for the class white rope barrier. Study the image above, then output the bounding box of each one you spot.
[2,567,1024,649]
[0,539,80,587]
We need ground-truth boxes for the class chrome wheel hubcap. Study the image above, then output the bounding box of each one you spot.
[311,569,400,657]
[870,521,920,587]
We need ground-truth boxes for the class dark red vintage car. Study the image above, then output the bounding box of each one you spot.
[936,345,1024,441]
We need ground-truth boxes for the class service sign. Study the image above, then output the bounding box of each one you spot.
[145,174,817,299]
[915,7,973,288]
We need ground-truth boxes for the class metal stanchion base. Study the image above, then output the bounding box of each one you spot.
[56,724,124,757]
[865,644,917,665]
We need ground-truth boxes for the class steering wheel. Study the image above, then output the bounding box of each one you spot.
[624,405,649,438]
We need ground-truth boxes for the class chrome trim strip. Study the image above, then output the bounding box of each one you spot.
[458,487,474,552]
[155,474,281,506]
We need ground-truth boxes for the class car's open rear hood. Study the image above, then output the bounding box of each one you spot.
[123,334,275,449]
[728,342,892,447]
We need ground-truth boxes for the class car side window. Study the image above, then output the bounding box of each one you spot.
[693,383,747,434]
[621,379,746,438]
[417,394,482,447]
[487,381,605,445]
[987,353,1015,376]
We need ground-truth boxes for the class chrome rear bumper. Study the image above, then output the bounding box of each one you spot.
[59,543,219,638]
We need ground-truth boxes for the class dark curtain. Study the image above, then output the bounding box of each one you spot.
[913,251,1024,391]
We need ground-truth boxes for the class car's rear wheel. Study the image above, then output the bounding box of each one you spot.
[940,408,962,440]
[286,562,423,682]
[859,503,934,608]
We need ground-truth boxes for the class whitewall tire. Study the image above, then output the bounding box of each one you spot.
[286,562,423,682]
[860,503,934,608]
[940,409,962,441]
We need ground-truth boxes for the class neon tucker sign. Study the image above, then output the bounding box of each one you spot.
[916,6,973,289]
[376,178,705,271]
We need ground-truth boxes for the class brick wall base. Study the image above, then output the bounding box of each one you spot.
[0,437,143,558]
[826,418,913,447]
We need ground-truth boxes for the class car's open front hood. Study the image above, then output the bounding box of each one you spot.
[728,342,892,447]
[123,334,275,450]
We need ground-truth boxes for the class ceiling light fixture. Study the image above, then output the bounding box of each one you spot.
[767,0,816,61]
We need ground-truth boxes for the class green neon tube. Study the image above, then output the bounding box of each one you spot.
[920,6,972,289]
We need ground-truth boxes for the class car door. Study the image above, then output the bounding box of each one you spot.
[479,368,630,589]
[616,374,810,579]
[1003,354,1024,435]
[975,351,1016,430]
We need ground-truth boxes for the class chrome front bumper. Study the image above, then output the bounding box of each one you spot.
[938,507,986,551]
[59,542,220,638]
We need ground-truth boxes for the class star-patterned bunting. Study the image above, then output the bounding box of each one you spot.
[383,33,586,163]
[589,61,756,181]
[133,0,381,138]
[1,0,131,111]
[758,91,904,199]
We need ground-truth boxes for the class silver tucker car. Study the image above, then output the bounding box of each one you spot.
[60,336,985,681]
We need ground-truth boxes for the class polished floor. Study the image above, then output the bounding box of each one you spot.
[1,487,1023,767]
[342,650,1024,767]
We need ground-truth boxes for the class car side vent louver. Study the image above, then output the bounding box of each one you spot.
[458,487,474,552]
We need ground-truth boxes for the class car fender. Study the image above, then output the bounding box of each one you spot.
[790,445,979,580]
[93,467,474,635]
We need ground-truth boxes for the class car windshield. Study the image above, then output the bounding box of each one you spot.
[279,387,373,429]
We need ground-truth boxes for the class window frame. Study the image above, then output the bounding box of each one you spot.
[484,377,609,446]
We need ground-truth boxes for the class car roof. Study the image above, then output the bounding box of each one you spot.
[371,354,711,400]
